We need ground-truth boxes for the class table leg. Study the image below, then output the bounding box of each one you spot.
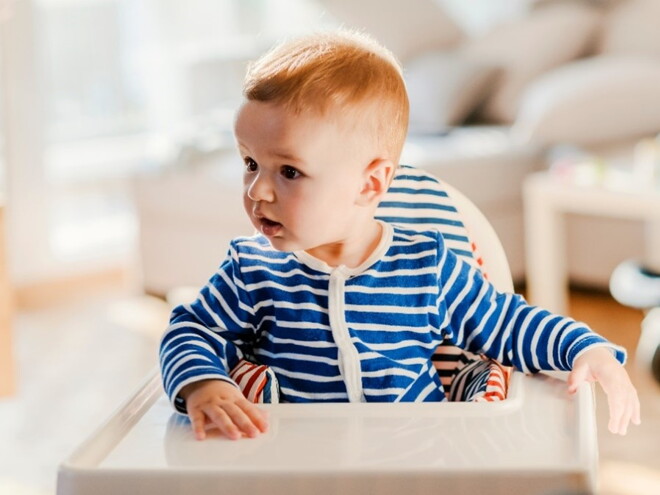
[645,220,660,274]
[0,207,15,397]
[524,180,569,315]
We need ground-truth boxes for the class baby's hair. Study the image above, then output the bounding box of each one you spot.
[243,30,409,162]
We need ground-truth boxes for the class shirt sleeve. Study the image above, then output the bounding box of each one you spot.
[159,241,256,414]
[434,232,626,373]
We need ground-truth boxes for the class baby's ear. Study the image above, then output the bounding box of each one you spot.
[357,159,396,206]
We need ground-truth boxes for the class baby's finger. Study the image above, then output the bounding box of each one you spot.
[620,401,636,435]
[614,406,630,436]
[619,390,640,433]
[240,401,269,433]
[567,364,590,394]
[223,402,261,438]
[609,389,638,435]
[606,392,626,435]
[205,405,241,440]
[189,409,208,441]
[632,391,641,426]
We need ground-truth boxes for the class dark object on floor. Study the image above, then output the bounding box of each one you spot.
[610,260,660,385]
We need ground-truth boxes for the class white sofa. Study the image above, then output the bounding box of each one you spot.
[397,0,659,288]
[135,131,540,296]
[401,128,542,282]
[134,0,660,296]
[134,151,253,297]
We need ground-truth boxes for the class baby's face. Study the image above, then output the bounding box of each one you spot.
[234,100,378,255]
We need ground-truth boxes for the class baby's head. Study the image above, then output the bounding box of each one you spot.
[242,30,409,165]
[235,31,409,261]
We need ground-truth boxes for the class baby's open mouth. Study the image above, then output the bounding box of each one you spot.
[258,217,282,236]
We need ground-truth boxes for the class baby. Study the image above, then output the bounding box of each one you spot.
[159,30,640,441]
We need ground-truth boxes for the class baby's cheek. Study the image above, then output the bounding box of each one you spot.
[242,195,253,216]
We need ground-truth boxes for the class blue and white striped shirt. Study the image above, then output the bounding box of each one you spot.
[160,222,624,410]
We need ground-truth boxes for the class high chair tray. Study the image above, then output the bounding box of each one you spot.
[57,370,597,495]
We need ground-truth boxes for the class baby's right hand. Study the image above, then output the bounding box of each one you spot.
[180,379,269,441]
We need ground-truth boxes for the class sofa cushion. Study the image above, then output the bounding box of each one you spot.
[402,127,541,207]
[405,52,499,134]
[463,2,602,123]
[514,55,660,146]
[321,0,464,62]
[598,0,660,58]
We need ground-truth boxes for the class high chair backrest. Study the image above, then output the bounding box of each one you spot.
[376,165,514,399]
[377,165,513,292]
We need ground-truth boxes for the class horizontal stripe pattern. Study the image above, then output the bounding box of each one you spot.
[377,166,482,388]
[376,166,478,266]
[159,223,625,408]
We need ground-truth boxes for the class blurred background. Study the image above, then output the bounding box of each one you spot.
[1,0,659,494]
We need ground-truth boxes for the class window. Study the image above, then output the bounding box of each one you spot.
[2,0,334,283]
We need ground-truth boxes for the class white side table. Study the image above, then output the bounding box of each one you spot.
[523,172,660,314]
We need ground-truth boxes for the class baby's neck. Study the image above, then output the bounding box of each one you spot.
[304,220,384,269]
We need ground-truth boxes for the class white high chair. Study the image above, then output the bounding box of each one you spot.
[57,166,599,495]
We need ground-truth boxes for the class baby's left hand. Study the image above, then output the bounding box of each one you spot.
[568,347,641,435]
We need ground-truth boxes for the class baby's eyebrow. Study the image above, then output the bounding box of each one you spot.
[272,150,302,163]
[236,142,250,154]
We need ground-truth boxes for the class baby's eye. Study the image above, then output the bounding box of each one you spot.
[281,165,301,180]
[244,157,258,172]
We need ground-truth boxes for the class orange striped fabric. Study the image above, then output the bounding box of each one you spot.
[229,359,279,403]
[448,358,510,402]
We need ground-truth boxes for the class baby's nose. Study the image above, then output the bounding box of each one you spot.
[246,173,275,202]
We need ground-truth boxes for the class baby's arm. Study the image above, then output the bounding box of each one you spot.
[180,379,268,441]
[568,347,640,435]
[435,233,640,433]
[160,242,259,435]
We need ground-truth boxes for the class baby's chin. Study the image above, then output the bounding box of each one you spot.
[263,234,299,253]
[266,235,324,255]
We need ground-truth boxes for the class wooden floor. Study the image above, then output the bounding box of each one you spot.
[0,286,169,495]
[567,289,660,495]
[0,286,658,494]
